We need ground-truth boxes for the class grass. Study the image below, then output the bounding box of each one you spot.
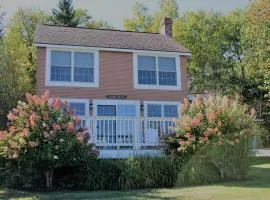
[1,157,270,200]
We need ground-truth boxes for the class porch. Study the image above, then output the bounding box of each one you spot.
[84,116,177,158]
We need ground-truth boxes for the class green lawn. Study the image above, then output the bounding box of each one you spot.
[1,158,270,200]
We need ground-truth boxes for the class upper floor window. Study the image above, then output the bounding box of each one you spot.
[46,48,99,87]
[134,54,181,90]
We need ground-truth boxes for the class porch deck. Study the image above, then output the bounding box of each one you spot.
[83,116,177,158]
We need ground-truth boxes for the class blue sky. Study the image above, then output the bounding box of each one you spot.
[0,0,251,28]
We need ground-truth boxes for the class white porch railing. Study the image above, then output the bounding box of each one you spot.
[85,116,177,149]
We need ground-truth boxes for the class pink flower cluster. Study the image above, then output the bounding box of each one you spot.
[173,95,255,153]
[0,90,91,160]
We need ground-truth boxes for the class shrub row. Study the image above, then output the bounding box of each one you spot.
[0,156,179,191]
[56,156,178,190]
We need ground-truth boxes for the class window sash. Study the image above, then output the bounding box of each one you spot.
[69,102,86,116]
[138,70,157,85]
[158,71,177,86]
[164,105,178,117]
[74,67,94,82]
[158,57,176,72]
[51,51,71,67]
[117,105,137,117]
[138,56,156,71]
[74,52,94,68]
[51,66,71,82]
[146,104,178,118]
[147,104,162,117]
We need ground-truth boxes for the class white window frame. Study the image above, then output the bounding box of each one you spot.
[46,47,99,88]
[62,98,90,117]
[144,101,181,118]
[133,53,181,90]
[93,99,140,117]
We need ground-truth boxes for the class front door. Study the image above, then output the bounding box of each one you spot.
[93,100,140,147]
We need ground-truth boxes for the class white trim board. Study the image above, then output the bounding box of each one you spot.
[36,43,191,56]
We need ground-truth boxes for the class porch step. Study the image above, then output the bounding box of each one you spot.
[99,149,164,158]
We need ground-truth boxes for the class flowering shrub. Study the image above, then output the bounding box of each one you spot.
[0,90,97,188]
[165,95,257,182]
[166,95,255,157]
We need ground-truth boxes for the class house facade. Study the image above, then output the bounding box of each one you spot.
[34,18,190,158]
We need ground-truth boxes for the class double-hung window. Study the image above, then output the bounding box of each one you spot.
[144,101,179,118]
[46,48,99,87]
[135,54,181,90]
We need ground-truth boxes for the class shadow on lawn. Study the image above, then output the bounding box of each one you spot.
[218,158,270,189]
[38,190,183,200]
[0,189,38,200]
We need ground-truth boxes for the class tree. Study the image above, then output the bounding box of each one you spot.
[173,11,229,92]
[73,8,92,27]
[173,10,262,98]
[241,0,270,146]
[51,0,79,26]
[124,0,179,33]
[0,9,47,129]
[0,45,29,129]
[5,9,47,88]
[151,0,179,32]
[87,19,114,29]
[123,1,153,32]
[160,0,179,20]
[242,0,270,97]
[50,1,114,29]
[74,8,114,29]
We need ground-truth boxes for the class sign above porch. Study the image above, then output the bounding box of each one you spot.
[106,95,127,99]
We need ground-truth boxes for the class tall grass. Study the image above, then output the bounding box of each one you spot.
[178,136,254,186]
[53,156,178,191]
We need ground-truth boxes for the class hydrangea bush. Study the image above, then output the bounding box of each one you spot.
[165,95,257,182]
[0,91,97,188]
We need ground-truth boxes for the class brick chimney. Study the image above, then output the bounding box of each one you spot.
[160,18,173,37]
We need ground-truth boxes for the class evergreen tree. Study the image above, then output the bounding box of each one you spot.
[51,0,79,26]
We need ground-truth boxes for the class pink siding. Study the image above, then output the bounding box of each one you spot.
[36,47,188,103]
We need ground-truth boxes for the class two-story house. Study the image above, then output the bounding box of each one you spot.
[34,18,190,158]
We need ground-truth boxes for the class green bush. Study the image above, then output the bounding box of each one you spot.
[178,139,253,186]
[178,153,220,186]
[165,94,257,185]
[53,156,177,191]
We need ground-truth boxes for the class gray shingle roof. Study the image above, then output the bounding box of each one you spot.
[34,24,189,53]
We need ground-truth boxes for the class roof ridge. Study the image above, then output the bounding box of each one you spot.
[39,23,161,35]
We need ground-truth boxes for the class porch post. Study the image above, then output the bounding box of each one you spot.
[91,117,97,145]
[133,117,140,150]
